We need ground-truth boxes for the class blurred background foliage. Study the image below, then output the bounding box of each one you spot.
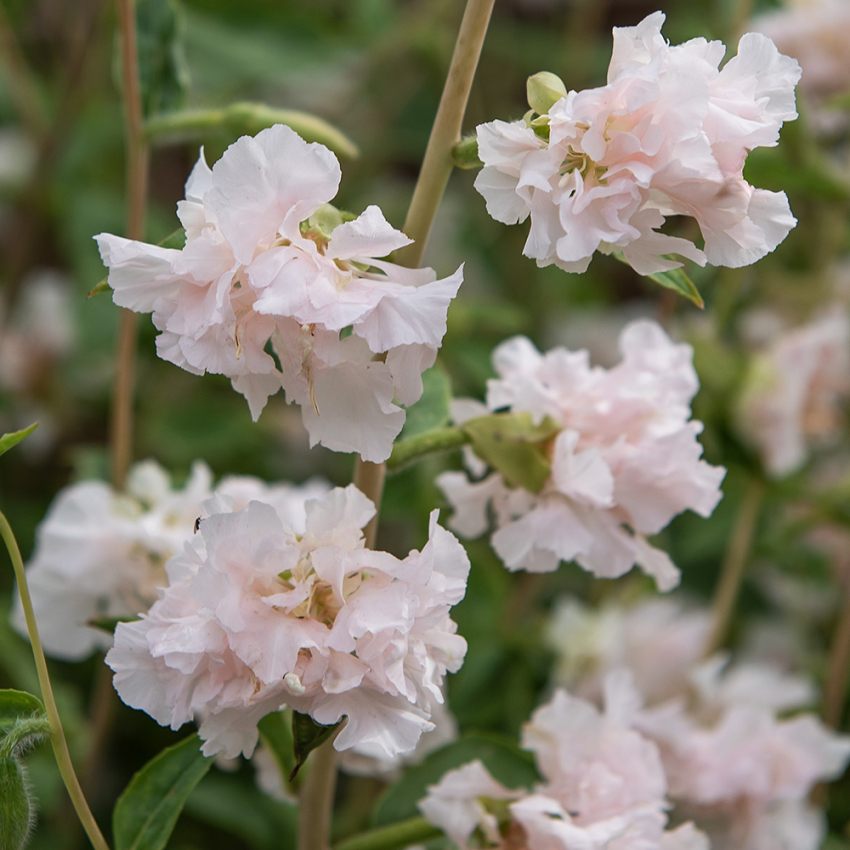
[0,0,849,847]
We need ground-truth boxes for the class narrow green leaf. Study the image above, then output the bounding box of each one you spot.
[113,734,213,850]
[89,228,184,297]
[644,265,704,308]
[462,412,560,494]
[0,691,45,732]
[290,712,341,781]
[257,710,297,792]
[334,816,442,850]
[0,755,34,850]
[136,0,190,117]
[145,102,359,159]
[88,615,141,635]
[0,425,38,460]
[400,363,452,439]
[373,732,539,827]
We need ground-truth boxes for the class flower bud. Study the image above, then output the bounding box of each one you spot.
[526,71,567,115]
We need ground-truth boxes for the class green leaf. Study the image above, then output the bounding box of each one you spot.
[257,710,297,792]
[89,228,184,298]
[113,733,213,850]
[0,425,38,460]
[136,0,190,117]
[462,412,560,493]
[144,102,359,159]
[451,135,482,170]
[0,692,45,733]
[0,755,34,850]
[0,717,51,761]
[290,712,340,781]
[87,615,141,635]
[373,732,539,827]
[400,363,452,439]
[644,264,704,308]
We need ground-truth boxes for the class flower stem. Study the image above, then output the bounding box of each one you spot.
[111,0,150,491]
[704,476,764,656]
[297,724,343,850]
[334,817,442,850]
[387,425,470,472]
[0,510,111,850]
[823,576,850,728]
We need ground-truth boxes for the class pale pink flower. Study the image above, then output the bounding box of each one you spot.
[546,596,711,706]
[106,485,470,758]
[96,125,463,462]
[752,0,850,132]
[437,320,725,590]
[736,308,850,477]
[10,460,330,661]
[475,12,800,274]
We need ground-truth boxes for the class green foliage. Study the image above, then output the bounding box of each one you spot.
[0,425,38,461]
[290,712,341,781]
[113,734,213,850]
[400,363,453,439]
[136,0,191,117]
[612,253,704,308]
[463,412,561,493]
[373,732,539,826]
[0,691,50,850]
[257,710,297,793]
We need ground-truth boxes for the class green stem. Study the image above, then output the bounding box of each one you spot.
[704,476,764,656]
[334,817,442,850]
[297,724,343,850]
[823,576,850,729]
[145,104,359,159]
[0,510,111,850]
[387,425,470,471]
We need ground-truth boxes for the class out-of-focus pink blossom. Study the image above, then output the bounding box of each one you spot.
[752,0,850,133]
[96,125,463,462]
[737,309,850,477]
[10,460,330,661]
[437,320,725,590]
[106,485,470,759]
[475,12,800,275]
[418,674,709,850]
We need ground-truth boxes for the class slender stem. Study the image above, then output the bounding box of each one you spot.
[297,725,343,850]
[334,817,442,850]
[311,5,495,850]
[387,425,470,472]
[822,577,850,729]
[0,3,48,142]
[0,510,111,850]
[111,0,150,490]
[704,476,764,657]
[395,0,496,268]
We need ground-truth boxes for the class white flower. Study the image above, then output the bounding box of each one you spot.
[106,485,470,759]
[437,320,725,590]
[736,308,850,477]
[95,125,463,462]
[475,12,800,275]
[10,460,330,661]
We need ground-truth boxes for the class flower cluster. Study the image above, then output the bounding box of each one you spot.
[106,485,470,759]
[437,320,725,590]
[474,12,801,275]
[545,594,850,850]
[736,308,850,478]
[11,459,329,661]
[96,125,463,462]
[419,673,709,850]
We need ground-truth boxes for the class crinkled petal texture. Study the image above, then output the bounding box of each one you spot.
[437,319,725,590]
[95,124,463,462]
[474,12,800,275]
[106,486,470,759]
[418,675,709,850]
[10,460,331,662]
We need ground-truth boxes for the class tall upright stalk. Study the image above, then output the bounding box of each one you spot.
[1,511,111,850]
[301,2,496,848]
[704,476,764,657]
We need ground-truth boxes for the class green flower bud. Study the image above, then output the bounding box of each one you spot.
[526,71,567,115]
